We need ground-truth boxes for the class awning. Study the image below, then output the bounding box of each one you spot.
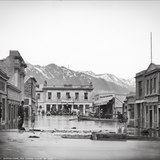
[94,96,114,106]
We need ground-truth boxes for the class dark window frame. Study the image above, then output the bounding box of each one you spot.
[75,92,79,100]
[150,79,152,94]
[138,81,142,97]
[66,92,71,99]
[48,92,52,100]
[57,92,61,99]
[84,92,88,100]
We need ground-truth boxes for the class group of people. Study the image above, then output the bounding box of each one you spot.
[18,101,35,132]
[117,111,128,123]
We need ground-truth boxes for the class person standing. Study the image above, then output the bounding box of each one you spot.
[31,110,35,133]
[18,101,25,130]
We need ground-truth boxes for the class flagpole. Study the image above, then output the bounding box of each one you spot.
[150,32,152,63]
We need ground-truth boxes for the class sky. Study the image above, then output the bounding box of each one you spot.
[0,1,160,79]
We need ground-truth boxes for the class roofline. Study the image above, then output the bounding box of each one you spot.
[42,87,94,91]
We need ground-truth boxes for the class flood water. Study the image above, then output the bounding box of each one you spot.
[1,115,121,132]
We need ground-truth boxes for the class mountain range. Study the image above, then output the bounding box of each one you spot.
[25,62,135,94]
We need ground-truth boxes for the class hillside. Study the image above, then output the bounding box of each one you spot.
[25,62,135,94]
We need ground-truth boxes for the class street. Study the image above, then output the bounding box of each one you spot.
[0,131,160,160]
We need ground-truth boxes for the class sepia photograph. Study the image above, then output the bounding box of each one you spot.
[0,0,160,159]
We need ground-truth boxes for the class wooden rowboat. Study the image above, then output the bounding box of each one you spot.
[79,116,118,122]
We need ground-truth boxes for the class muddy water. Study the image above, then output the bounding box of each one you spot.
[1,115,123,132]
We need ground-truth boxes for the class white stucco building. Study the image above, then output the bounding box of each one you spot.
[36,82,94,115]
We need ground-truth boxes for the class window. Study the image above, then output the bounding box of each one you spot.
[138,81,142,97]
[57,92,61,99]
[147,80,149,95]
[75,92,79,100]
[46,104,50,111]
[84,92,88,100]
[154,77,156,93]
[48,92,52,100]
[37,93,40,100]
[137,104,140,119]
[66,92,71,99]
[39,105,42,109]
[150,79,152,94]
[24,99,29,105]
[146,106,148,121]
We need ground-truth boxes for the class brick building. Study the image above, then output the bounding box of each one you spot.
[0,50,27,101]
[24,77,37,117]
[0,50,27,124]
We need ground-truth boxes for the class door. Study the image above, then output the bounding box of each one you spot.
[159,108,160,137]
[11,107,13,122]
[46,104,50,111]
[2,98,5,121]
[79,105,83,115]
[150,110,152,128]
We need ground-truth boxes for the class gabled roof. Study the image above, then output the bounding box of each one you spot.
[24,76,37,83]
[135,63,160,78]
[144,63,160,76]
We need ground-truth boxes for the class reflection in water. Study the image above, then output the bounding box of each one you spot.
[34,115,118,132]
[1,115,121,132]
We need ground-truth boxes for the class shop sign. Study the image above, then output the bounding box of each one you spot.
[61,99,74,103]
[94,94,114,105]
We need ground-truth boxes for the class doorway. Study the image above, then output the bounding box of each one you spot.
[159,108,160,137]
[2,98,5,121]
[150,110,152,128]
[46,104,50,112]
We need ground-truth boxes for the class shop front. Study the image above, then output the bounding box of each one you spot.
[93,93,126,119]
[0,69,9,124]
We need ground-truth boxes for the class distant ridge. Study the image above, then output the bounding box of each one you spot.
[25,62,135,94]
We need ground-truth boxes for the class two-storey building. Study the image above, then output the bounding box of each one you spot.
[0,50,27,124]
[36,82,94,115]
[24,77,37,117]
[135,63,160,130]
[124,92,136,127]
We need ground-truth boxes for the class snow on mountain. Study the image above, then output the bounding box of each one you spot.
[25,62,135,94]
[79,70,97,77]
[79,71,135,88]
